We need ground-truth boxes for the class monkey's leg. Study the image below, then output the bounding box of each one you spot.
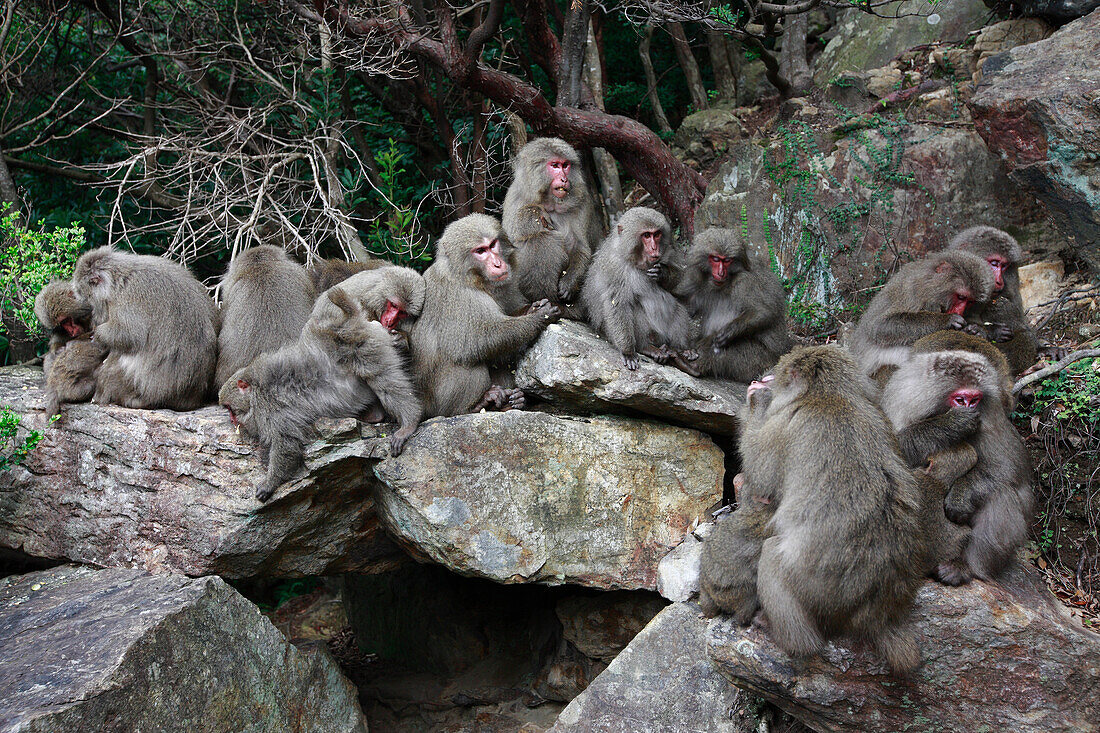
[257,435,305,502]
[672,351,702,377]
[42,390,61,421]
[502,388,527,411]
[873,623,921,674]
[965,490,1029,580]
[756,538,824,659]
[943,476,984,526]
[472,385,509,412]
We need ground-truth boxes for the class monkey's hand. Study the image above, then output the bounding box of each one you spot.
[1039,344,1068,361]
[558,277,578,302]
[530,299,562,323]
[622,351,640,370]
[673,350,702,377]
[390,330,410,354]
[943,485,979,526]
[713,326,744,350]
[946,314,968,331]
[473,385,509,412]
[645,264,662,281]
[255,480,278,503]
[503,388,527,411]
[986,323,1015,343]
[389,426,416,456]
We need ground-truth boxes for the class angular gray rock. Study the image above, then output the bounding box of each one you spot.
[373,410,724,590]
[1013,0,1100,23]
[970,9,1100,273]
[514,320,746,437]
[550,602,755,733]
[0,565,367,732]
[0,366,403,578]
[708,563,1100,732]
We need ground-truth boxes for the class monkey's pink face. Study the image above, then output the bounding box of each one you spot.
[640,229,663,265]
[472,237,509,282]
[546,158,571,199]
[380,300,407,331]
[59,317,85,339]
[948,387,982,409]
[986,256,1007,292]
[946,290,972,316]
[708,254,734,283]
[747,373,774,399]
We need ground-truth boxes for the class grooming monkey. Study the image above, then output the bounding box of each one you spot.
[307,256,389,294]
[849,250,994,383]
[222,275,422,502]
[72,246,218,410]
[701,347,926,673]
[216,245,316,388]
[580,207,699,375]
[946,226,1042,374]
[408,214,561,417]
[678,227,792,381]
[881,337,1034,580]
[502,137,600,306]
[33,281,108,419]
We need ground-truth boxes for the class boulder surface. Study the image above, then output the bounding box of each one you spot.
[0,565,367,732]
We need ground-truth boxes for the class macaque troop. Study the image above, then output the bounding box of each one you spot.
[38,137,1047,674]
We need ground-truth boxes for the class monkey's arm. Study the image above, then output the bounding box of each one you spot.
[257,434,306,502]
[895,408,980,468]
[92,303,149,352]
[453,304,559,366]
[600,290,640,367]
[923,443,979,487]
[558,241,592,301]
[869,311,965,346]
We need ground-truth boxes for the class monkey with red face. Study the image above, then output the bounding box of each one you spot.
[503,138,601,308]
[678,228,792,381]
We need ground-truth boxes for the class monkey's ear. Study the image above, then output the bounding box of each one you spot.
[237,379,250,391]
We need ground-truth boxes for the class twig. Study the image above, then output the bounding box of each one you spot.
[1013,349,1100,394]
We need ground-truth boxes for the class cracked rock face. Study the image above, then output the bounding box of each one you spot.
[0,565,367,732]
[372,410,723,590]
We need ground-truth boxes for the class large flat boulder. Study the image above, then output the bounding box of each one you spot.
[373,410,723,590]
[0,366,402,578]
[550,602,754,733]
[970,9,1100,272]
[514,320,746,437]
[708,562,1100,732]
[0,565,367,732]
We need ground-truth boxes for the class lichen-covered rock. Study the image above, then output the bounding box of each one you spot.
[970,9,1100,273]
[550,602,754,733]
[0,365,402,578]
[514,321,746,438]
[372,410,723,590]
[707,563,1100,732]
[0,565,367,732]
[656,523,713,603]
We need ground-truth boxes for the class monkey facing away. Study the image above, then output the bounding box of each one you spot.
[946,226,1041,375]
[33,281,108,419]
[307,256,389,294]
[849,250,994,383]
[701,346,927,673]
[215,245,316,388]
[502,137,600,305]
[678,227,792,381]
[221,276,422,502]
[881,338,1034,581]
[409,214,561,417]
[580,207,699,375]
[72,246,218,410]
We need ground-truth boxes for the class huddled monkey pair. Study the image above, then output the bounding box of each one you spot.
[698,226,1036,674]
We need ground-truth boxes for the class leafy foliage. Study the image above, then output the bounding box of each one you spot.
[0,407,46,472]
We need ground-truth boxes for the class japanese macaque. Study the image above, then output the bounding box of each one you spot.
[33,281,108,419]
[580,207,699,375]
[881,339,1034,581]
[408,214,561,417]
[678,227,792,381]
[221,283,422,502]
[946,226,1041,374]
[701,347,926,673]
[72,246,218,410]
[849,251,994,383]
[307,256,389,294]
[215,245,316,388]
[502,137,600,306]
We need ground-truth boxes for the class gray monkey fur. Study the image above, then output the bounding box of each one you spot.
[215,245,316,388]
[72,246,218,410]
[34,281,108,419]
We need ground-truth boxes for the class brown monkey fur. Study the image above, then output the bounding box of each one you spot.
[678,227,792,381]
[307,256,388,294]
[580,207,699,375]
[700,346,926,673]
[946,226,1039,375]
[33,281,107,419]
[850,250,994,383]
[215,245,316,388]
[881,341,1034,580]
[502,137,600,304]
[408,214,561,417]
[221,280,422,502]
[72,246,218,410]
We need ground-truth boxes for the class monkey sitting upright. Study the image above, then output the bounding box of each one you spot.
[580,207,699,375]
[502,137,601,307]
[700,346,927,673]
[33,281,108,420]
[849,250,994,385]
[946,226,1042,375]
[881,334,1034,581]
[677,227,792,381]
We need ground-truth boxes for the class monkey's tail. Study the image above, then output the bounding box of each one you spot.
[874,623,920,674]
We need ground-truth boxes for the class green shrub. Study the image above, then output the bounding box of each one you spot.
[0,406,46,472]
